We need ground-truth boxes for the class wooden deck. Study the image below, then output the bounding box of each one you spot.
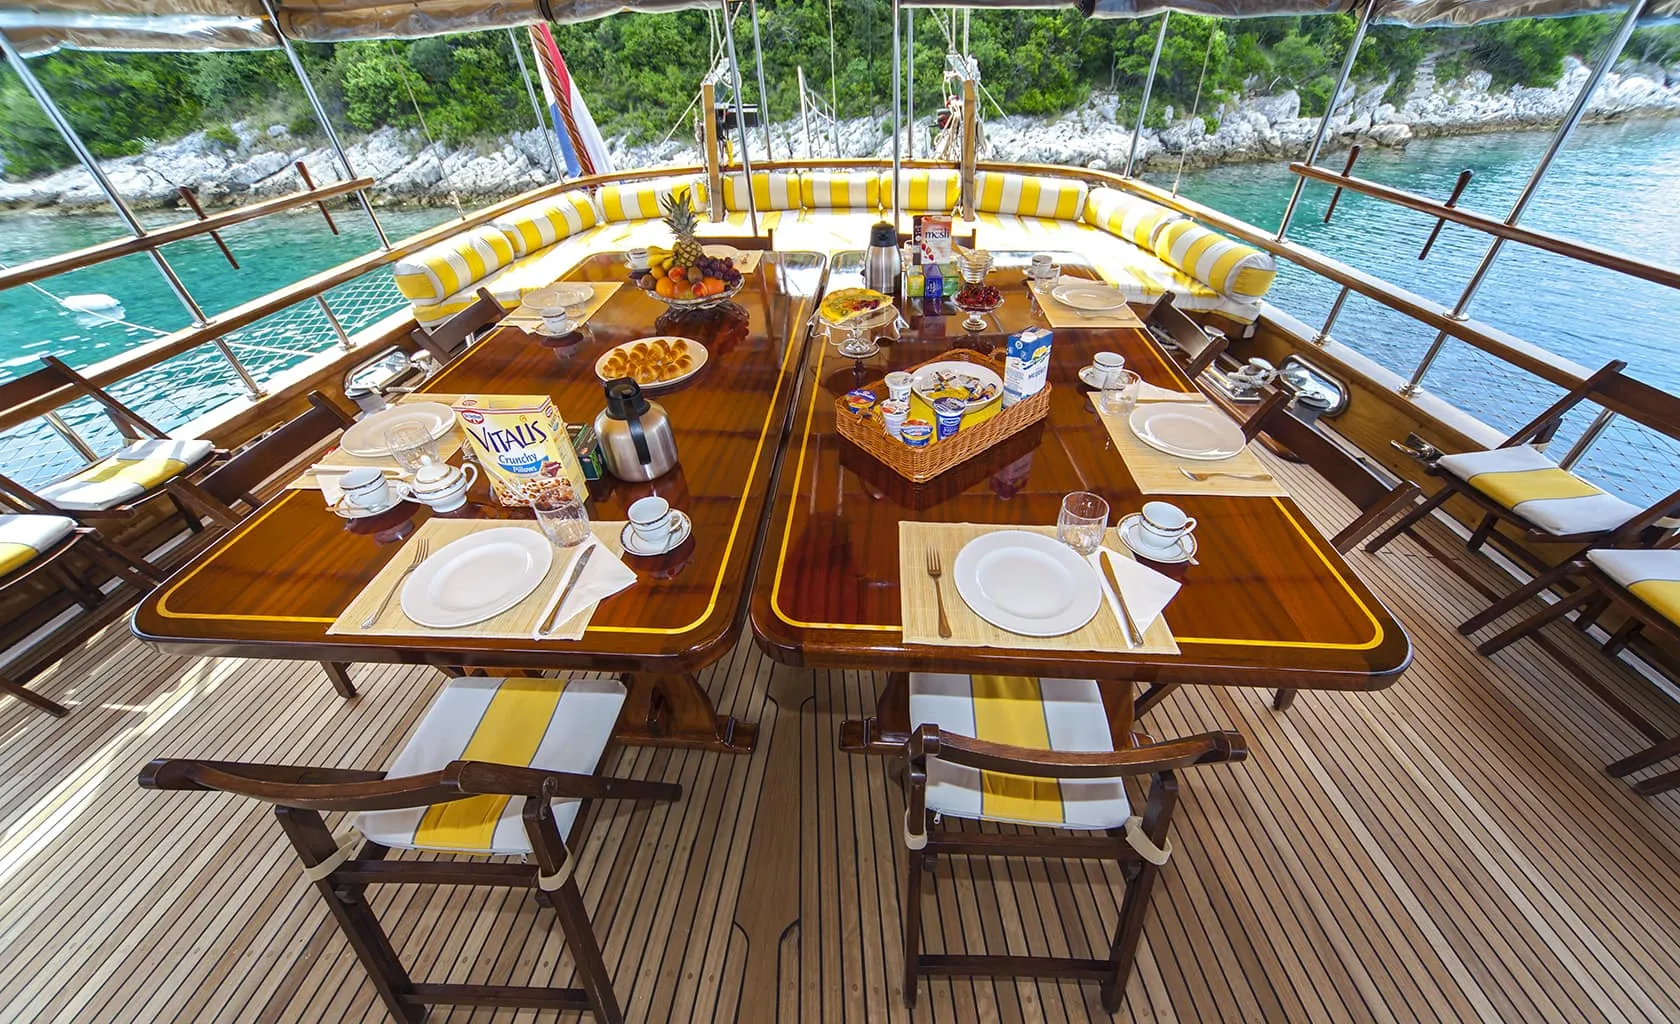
[2,452,1679,1023]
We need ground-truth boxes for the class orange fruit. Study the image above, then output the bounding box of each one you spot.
[655,278,675,298]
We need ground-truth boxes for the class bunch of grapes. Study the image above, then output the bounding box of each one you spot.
[693,255,743,286]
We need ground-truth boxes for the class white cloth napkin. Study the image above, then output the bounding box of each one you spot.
[1087,546,1180,635]
[531,536,637,639]
[1136,380,1206,403]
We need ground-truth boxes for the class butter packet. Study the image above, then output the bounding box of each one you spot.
[1002,327,1053,407]
[452,395,587,506]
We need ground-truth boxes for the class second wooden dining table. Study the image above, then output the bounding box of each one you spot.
[133,251,829,753]
[748,252,1413,752]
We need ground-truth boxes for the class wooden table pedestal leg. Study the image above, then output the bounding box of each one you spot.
[838,672,911,754]
[614,672,757,753]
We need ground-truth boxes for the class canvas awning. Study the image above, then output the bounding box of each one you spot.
[0,0,1667,55]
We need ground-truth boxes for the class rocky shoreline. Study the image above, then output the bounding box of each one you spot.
[2,55,1675,213]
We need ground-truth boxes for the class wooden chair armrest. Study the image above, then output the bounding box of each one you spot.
[441,761,682,803]
[139,758,458,812]
[906,725,1247,779]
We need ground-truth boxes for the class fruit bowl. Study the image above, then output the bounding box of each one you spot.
[953,283,1003,332]
[643,274,745,310]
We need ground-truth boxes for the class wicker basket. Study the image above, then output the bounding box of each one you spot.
[835,349,1051,483]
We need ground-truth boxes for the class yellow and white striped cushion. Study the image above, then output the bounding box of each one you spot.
[1152,220,1276,300]
[974,172,1087,221]
[882,169,962,213]
[799,172,880,210]
[491,192,600,257]
[0,513,75,578]
[598,177,702,222]
[1083,186,1183,251]
[909,672,1131,830]
[357,676,626,856]
[39,438,214,512]
[1438,445,1640,536]
[392,225,516,304]
[1588,549,1680,627]
[720,172,801,212]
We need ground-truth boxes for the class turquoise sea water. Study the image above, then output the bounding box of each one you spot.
[1,118,1677,492]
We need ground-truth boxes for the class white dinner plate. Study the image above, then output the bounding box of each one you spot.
[1128,404,1246,461]
[399,527,554,629]
[523,283,594,311]
[341,403,457,457]
[1050,282,1128,312]
[911,360,1004,413]
[953,530,1103,637]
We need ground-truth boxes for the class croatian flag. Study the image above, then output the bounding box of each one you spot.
[529,23,614,179]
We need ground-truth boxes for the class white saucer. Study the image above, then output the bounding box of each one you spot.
[620,511,692,556]
[1079,365,1120,389]
[335,482,413,519]
[1117,512,1198,564]
[531,320,579,338]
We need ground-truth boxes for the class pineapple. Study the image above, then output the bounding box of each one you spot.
[661,187,704,268]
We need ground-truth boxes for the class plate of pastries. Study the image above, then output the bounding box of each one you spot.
[594,336,709,388]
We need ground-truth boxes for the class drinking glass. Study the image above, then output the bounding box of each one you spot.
[1057,491,1109,556]
[532,491,591,548]
[1099,369,1142,416]
[384,420,439,472]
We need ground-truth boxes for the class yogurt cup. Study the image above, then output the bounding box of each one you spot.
[884,371,914,404]
[843,388,879,417]
[932,397,965,440]
[879,399,909,438]
[900,419,933,448]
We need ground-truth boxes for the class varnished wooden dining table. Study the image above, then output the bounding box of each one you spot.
[747,252,1413,753]
[132,251,829,753]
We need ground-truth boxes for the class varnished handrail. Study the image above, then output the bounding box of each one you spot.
[0,177,375,291]
[1289,162,1680,292]
[0,165,698,434]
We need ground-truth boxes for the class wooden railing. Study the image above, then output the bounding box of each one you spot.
[1289,162,1680,292]
[0,176,374,291]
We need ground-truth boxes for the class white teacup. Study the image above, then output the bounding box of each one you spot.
[1028,254,1059,281]
[626,247,652,272]
[411,462,478,513]
[1137,500,1197,555]
[628,496,684,552]
[1091,351,1126,387]
[339,467,390,511]
[536,304,574,335]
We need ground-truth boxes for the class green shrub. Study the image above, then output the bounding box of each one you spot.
[204,123,240,149]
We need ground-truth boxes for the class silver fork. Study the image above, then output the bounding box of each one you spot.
[362,538,430,629]
[1180,468,1272,482]
[926,548,952,639]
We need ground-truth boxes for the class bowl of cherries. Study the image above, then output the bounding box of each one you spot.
[953,282,1002,332]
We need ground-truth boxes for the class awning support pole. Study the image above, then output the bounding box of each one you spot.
[720,0,760,236]
[906,7,915,160]
[797,67,815,158]
[1124,13,1170,179]
[0,29,207,325]
[891,0,903,228]
[748,0,774,160]
[1275,0,1373,241]
[509,28,563,180]
[260,0,389,250]
[1401,0,1647,398]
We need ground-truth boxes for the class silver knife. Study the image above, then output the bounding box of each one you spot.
[1100,549,1144,649]
[537,545,594,636]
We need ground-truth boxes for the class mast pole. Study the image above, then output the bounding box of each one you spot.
[748,0,775,159]
[891,0,903,229]
[1124,13,1170,178]
[1402,0,1649,397]
[720,0,760,236]
[906,7,915,160]
[0,30,207,325]
[1275,0,1373,240]
[258,0,389,249]
[508,27,563,180]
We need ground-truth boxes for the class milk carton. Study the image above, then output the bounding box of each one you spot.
[1002,327,1053,407]
[452,394,587,507]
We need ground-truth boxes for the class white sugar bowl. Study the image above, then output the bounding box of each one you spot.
[411,462,478,513]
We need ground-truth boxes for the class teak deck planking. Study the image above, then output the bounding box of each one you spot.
[1,446,1679,1021]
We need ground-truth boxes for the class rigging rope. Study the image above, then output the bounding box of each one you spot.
[386,40,465,219]
[826,0,841,151]
[1172,27,1218,197]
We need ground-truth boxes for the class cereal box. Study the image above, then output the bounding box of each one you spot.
[452,395,587,506]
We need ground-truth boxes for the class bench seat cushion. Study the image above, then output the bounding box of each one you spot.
[974,172,1087,221]
[800,171,880,210]
[1083,186,1183,250]
[39,439,214,512]
[882,169,962,214]
[1152,220,1277,301]
[491,192,600,257]
[720,172,801,212]
[1587,549,1680,627]
[392,225,517,304]
[1437,445,1640,536]
[358,676,625,856]
[0,514,76,578]
[909,672,1131,831]
[597,177,702,222]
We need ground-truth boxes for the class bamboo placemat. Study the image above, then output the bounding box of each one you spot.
[898,523,1178,655]
[285,394,465,490]
[327,518,628,641]
[503,281,622,329]
[1029,281,1145,330]
[1098,403,1289,498]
